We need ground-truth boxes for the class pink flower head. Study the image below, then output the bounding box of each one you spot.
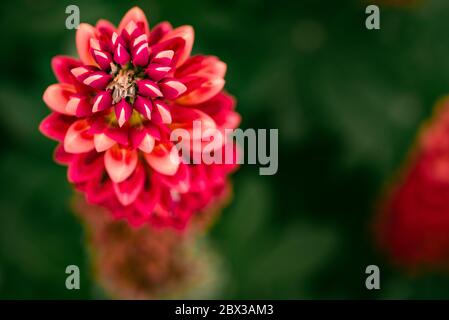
[40,7,240,229]
[376,98,449,269]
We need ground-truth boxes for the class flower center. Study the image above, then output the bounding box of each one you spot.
[107,67,137,104]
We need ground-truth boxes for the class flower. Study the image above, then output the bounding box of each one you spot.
[40,7,240,229]
[376,98,449,269]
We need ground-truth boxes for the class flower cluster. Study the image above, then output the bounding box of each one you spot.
[376,98,449,269]
[40,7,240,229]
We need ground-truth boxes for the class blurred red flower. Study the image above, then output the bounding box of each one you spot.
[376,98,449,269]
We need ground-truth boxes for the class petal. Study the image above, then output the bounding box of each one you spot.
[65,94,92,117]
[43,84,76,115]
[134,95,153,119]
[92,91,112,113]
[160,25,194,67]
[91,49,113,70]
[114,99,132,127]
[176,76,225,105]
[193,92,240,129]
[94,133,116,152]
[144,64,171,81]
[157,162,190,193]
[152,100,172,124]
[148,21,172,45]
[123,20,140,39]
[132,33,148,48]
[95,19,116,37]
[151,49,174,65]
[118,7,150,37]
[113,163,145,206]
[132,42,149,66]
[170,106,218,152]
[51,56,82,84]
[135,183,160,219]
[104,146,138,183]
[105,127,130,146]
[70,65,96,82]
[85,176,114,204]
[64,119,95,154]
[171,105,216,132]
[114,43,131,66]
[144,143,180,176]
[130,125,160,151]
[39,113,73,142]
[82,71,112,89]
[68,151,104,183]
[136,79,163,98]
[76,23,98,66]
[176,55,227,78]
[159,78,187,100]
[138,133,155,153]
[53,144,74,165]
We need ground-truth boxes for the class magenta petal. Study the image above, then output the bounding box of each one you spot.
[82,71,112,89]
[53,144,74,165]
[122,20,140,40]
[114,43,131,66]
[113,164,145,206]
[134,95,153,119]
[131,127,155,153]
[151,50,174,66]
[160,25,194,67]
[136,79,163,98]
[135,179,160,218]
[92,91,112,113]
[68,151,104,183]
[91,49,113,71]
[157,162,190,193]
[132,42,149,66]
[104,146,138,183]
[145,64,171,81]
[159,78,187,99]
[105,127,130,146]
[152,100,172,124]
[130,127,146,148]
[85,175,114,204]
[111,32,125,47]
[143,123,162,140]
[51,56,82,84]
[114,99,132,127]
[39,113,73,142]
[70,66,96,82]
[148,22,172,46]
[131,128,155,153]
[65,94,92,117]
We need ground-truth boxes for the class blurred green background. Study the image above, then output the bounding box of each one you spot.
[2,0,449,299]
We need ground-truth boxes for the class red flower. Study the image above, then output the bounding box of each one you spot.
[40,7,240,229]
[376,98,449,269]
